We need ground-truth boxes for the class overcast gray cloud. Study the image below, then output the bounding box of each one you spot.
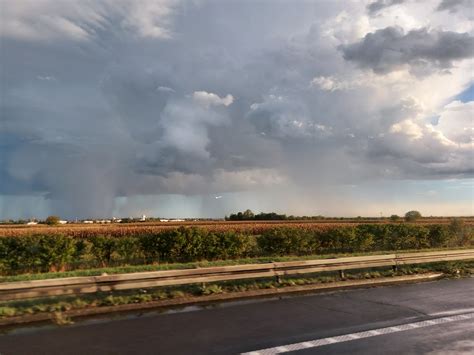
[367,0,407,16]
[1,0,473,219]
[341,27,474,74]
[436,0,472,13]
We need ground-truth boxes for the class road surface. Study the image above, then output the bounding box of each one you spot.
[1,277,473,354]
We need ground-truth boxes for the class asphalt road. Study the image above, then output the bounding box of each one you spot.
[1,277,473,354]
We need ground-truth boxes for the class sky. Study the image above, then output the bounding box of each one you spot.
[0,0,473,219]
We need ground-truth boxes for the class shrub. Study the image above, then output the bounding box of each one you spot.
[89,236,117,266]
[320,227,356,253]
[257,227,317,256]
[115,237,143,263]
[36,235,76,271]
[0,223,472,275]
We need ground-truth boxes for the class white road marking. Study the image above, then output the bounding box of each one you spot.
[430,308,474,317]
[241,312,474,354]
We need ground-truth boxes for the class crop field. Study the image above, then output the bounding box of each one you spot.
[1,218,473,238]
[0,218,473,277]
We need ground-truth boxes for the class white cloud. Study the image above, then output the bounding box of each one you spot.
[157,86,175,93]
[192,91,234,108]
[159,93,233,158]
[432,100,474,144]
[322,10,373,43]
[390,119,424,139]
[310,76,349,91]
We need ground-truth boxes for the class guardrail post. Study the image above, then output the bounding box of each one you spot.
[272,262,282,284]
[339,270,345,279]
[393,254,399,272]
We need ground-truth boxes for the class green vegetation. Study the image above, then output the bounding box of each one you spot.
[1,261,473,320]
[0,222,472,276]
[226,209,288,220]
[404,210,422,222]
[3,248,468,283]
[45,216,61,226]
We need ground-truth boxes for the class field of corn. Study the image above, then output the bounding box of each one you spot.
[0,219,473,276]
[1,218,473,238]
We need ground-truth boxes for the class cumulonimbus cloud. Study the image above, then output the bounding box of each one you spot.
[1,0,473,218]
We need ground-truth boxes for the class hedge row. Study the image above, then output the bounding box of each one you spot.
[0,224,472,275]
[258,223,472,255]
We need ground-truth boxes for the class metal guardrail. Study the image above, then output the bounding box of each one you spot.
[1,249,473,301]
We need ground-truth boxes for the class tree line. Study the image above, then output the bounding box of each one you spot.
[226,210,424,222]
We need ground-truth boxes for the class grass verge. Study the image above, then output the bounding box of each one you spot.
[1,247,471,283]
[1,261,473,322]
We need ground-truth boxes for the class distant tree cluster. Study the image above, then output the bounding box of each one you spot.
[226,209,286,221]
[226,210,427,222]
[226,210,328,221]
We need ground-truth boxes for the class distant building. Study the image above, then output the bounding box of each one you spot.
[160,219,169,222]
[83,220,93,224]
[141,215,146,221]
[59,220,68,224]
[26,221,38,225]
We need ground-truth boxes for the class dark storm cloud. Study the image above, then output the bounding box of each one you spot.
[436,0,471,13]
[367,0,406,15]
[1,0,473,218]
[341,27,474,74]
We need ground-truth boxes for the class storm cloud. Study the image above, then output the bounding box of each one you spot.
[1,0,473,219]
[436,0,472,13]
[367,0,406,16]
[341,27,474,74]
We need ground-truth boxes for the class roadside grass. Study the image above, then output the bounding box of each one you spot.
[1,247,471,283]
[1,261,473,321]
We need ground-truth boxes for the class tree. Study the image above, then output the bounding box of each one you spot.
[404,211,422,222]
[448,218,470,246]
[242,209,254,220]
[45,215,60,225]
[449,218,464,233]
[390,214,400,222]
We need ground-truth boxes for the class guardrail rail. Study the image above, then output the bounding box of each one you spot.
[1,249,473,301]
